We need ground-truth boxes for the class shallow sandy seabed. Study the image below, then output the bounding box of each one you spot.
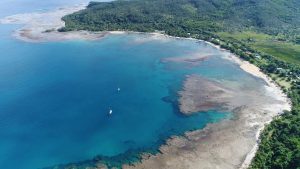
[120,48,291,169]
[1,4,292,169]
[0,3,107,42]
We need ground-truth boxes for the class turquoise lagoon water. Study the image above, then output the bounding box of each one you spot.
[0,1,265,169]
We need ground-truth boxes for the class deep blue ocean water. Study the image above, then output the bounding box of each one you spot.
[0,1,265,169]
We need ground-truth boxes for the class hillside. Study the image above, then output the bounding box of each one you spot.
[61,0,300,40]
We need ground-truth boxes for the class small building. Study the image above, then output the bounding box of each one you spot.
[254,54,261,59]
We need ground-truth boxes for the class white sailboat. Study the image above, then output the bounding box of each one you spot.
[109,109,113,115]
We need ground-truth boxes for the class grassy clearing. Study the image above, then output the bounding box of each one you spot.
[270,74,292,89]
[218,31,300,65]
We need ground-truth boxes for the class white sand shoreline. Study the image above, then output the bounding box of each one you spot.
[1,4,292,169]
[202,41,292,169]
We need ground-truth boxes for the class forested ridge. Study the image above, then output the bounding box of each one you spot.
[60,0,300,168]
[61,0,300,41]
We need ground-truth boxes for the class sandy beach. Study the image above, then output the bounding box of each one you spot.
[1,4,292,169]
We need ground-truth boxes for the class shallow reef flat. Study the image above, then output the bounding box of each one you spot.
[55,64,290,169]
[0,3,108,42]
[121,73,290,169]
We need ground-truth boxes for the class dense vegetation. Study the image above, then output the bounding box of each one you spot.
[61,0,300,42]
[61,0,300,168]
[218,31,300,66]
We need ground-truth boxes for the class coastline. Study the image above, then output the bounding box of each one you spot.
[0,3,104,42]
[0,4,199,43]
[1,4,292,169]
[194,41,292,169]
[121,61,290,169]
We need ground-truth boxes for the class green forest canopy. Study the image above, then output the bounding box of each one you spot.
[62,0,300,40]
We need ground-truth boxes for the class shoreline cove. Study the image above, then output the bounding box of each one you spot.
[0,3,292,169]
